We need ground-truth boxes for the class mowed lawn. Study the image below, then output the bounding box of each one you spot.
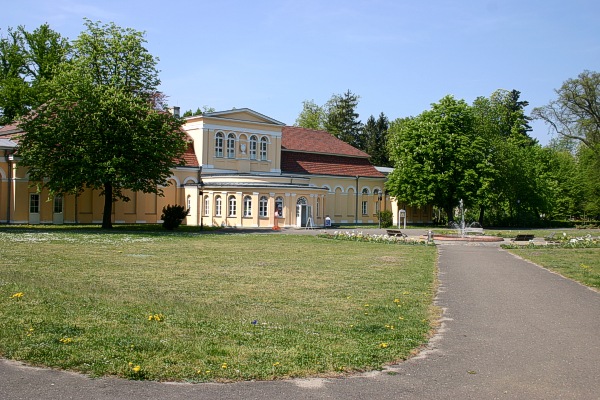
[508,247,600,289]
[0,230,437,382]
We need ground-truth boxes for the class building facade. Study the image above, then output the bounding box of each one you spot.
[0,109,432,227]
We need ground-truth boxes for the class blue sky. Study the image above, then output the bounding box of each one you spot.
[3,0,599,145]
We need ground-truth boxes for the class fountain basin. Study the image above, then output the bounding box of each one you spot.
[430,234,504,242]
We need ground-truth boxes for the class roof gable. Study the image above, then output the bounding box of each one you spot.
[281,126,370,158]
[200,108,285,126]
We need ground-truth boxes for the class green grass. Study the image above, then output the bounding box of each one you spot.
[507,247,600,289]
[0,229,437,382]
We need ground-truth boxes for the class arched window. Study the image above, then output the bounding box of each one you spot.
[204,195,210,216]
[249,135,257,160]
[362,188,370,195]
[228,195,237,216]
[260,137,268,160]
[227,133,236,158]
[215,195,222,216]
[215,132,224,157]
[259,196,268,217]
[243,195,252,217]
[275,196,284,217]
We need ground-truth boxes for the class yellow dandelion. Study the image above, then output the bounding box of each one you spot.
[132,365,141,373]
[273,362,280,367]
[10,292,24,299]
[379,343,389,348]
[221,363,228,369]
[393,298,400,303]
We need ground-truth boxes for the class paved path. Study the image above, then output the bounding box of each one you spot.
[1,240,599,399]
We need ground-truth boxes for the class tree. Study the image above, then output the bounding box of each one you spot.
[363,112,391,166]
[0,24,70,125]
[471,89,538,225]
[182,106,215,117]
[532,70,600,154]
[386,96,487,222]
[324,90,362,148]
[17,20,187,229]
[294,99,325,130]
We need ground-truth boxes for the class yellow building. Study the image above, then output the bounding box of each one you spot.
[0,108,432,227]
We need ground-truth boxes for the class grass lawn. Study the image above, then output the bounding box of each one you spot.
[508,247,600,289]
[0,228,438,382]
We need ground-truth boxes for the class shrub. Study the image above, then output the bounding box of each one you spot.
[378,210,393,228]
[161,204,189,230]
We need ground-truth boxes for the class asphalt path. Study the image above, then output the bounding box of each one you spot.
[1,235,599,399]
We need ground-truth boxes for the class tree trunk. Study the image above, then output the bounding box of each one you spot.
[445,205,454,223]
[478,205,485,226]
[102,182,113,229]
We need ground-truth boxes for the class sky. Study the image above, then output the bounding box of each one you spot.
[3,0,599,145]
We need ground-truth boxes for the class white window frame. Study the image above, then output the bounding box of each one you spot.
[260,137,268,160]
[275,196,284,217]
[243,195,252,217]
[259,196,268,217]
[30,193,40,214]
[215,132,224,158]
[227,133,236,158]
[249,135,257,160]
[204,195,210,216]
[215,196,222,216]
[362,200,368,215]
[228,195,237,217]
[53,196,63,214]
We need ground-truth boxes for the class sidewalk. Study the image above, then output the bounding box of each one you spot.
[1,241,598,399]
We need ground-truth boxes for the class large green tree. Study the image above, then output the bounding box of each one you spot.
[471,89,538,225]
[532,70,600,154]
[324,90,363,148]
[17,20,187,229]
[386,95,487,222]
[294,99,325,130]
[0,24,70,125]
[363,112,391,167]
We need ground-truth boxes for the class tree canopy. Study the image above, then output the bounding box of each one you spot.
[16,20,187,229]
[386,95,487,221]
[532,70,600,154]
[0,24,70,125]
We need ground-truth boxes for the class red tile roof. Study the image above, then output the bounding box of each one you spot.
[281,151,384,178]
[179,142,199,167]
[281,126,383,177]
[282,126,370,158]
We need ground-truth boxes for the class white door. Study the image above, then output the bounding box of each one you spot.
[29,193,40,224]
[52,196,64,224]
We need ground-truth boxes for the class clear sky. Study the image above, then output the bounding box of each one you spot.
[3,0,599,145]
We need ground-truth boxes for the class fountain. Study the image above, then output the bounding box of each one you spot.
[432,199,503,242]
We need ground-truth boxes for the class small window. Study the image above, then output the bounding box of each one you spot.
[228,195,237,217]
[53,196,63,214]
[215,132,224,157]
[243,195,252,217]
[275,196,284,217]
[260,137,268,160]
[187,195,192,211]
[362,201,368,215]
[249,135,257,160]
[204,195,210,216]
[30,193,40,214]
[227,133,236,158]
[215,196,222,216]
[259,196,268,217]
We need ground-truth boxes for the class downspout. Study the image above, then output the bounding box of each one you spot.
[355,175,359,224]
